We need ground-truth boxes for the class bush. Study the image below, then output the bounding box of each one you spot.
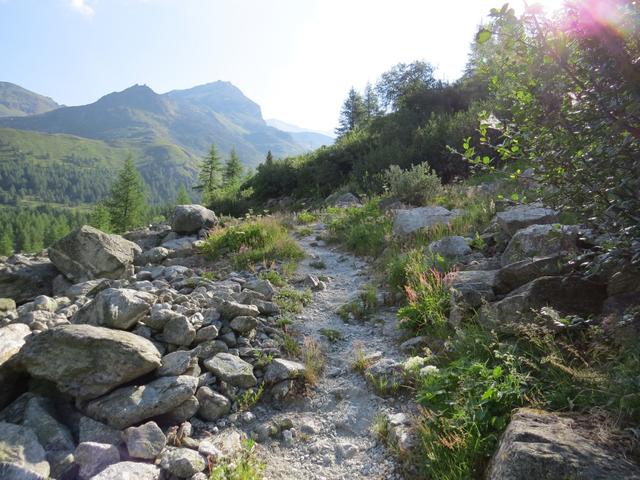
[384,162,441,206]
[201,217,304,269]
[326,199,391,257]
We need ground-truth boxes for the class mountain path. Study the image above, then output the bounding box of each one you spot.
[249,222,408,480]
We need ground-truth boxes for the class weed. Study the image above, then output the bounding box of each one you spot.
[259,270,286,287]
[319,328,342,342]
[237,384,264,411]
[254,351,273,368]
[280,333,301,357]
[338,284,378,321]
[301,336,325,385]
[297,211,317,224]
[201,217,304,269]
[398,267,452,335]
[297,226,313,237]
[351,344,374,373]
[275,314,294,331]
[201,271,219,281]
[281,260,298,278]
[209,439,264,480]
[274,287,312,314]
[371,412,391,443]
[309,259,326,269]
[366,372,401,396]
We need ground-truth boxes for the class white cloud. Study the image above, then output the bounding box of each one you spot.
[69,0,94,16]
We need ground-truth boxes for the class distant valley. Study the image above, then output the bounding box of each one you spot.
[0,81,333,204]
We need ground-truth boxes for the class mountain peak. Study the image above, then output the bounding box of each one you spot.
[96,84,169,114]
[0,81,59,117]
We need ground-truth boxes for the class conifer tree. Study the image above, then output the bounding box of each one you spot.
[265,150,274,166]
[363,82,382,120]
[0,228,13,256]
[224,148,244,186]
[106,156,147,233]
[196,144,223,202]
[335,87,366,137]
[176,185,191,205]
[90,203,112,232]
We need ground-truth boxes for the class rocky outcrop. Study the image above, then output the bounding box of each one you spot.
[495,254,571,294]
[84,375,198,429]
[170,205,218,234]
[494,203,558,236]
[447,270,498,326]
[20,324,161,400]
[0,324,30,408]
[0,255,58,304]
[487,408,640,479]
[48,226,141,282]
[392,206,459,236]
[501,224,579,266]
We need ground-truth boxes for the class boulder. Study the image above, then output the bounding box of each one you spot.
[327,192,361,208]
[123,421,166,460]
[78,416,122,446]
[157,351,193,377]
[264,358,306,384]
[74,442,120,479]
[229,315,258,334]
[0,324,29,408]
[496,254,571,294]
[198,429,244,462]
[158,447,206,478]
[48,226,141,282]
[481,276,607,332]
[204,353,257,388]
[0,297,16,313]
[195,386,230,421]
[20,324,161,400]
[243,279,276,300]
[0,422,50,479]
[447,270,498,326]
[158,396,199,424]
[162,315,196,346]
[89,461,162,480]
[494,203,558,236]
[84,375,198,429]
[219,300,259,320]
[171,205,218,234]
[486,408,640,479]
[501,224,579,267]
[72,288,154,330]
[22,397,75,461]
[392,206,459,236]
[427,236,471,258]
[0,255,58,304]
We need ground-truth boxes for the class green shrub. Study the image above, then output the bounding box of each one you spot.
[259,270,286,287]
[338,284,378,321]
[398,267,451,335]
[201,217,304,269]
[297,211,317,224]
[209,439,264,480]
[383,162,441,206]
[274,287,312,313]
[327,199,391,257]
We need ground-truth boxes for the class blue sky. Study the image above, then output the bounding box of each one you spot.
[0,0,561,132]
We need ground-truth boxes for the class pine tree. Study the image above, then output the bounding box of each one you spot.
[335,87,366,137]
[363,82,382,120]
[265,150,274,166]
[196,144,223,203]
[224,148,244,186]
[176,185,191,205]
[0,228,13,256]
[106,156,147,233]
[90,203,112,232]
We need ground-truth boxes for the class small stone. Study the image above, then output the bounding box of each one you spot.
[158,351,193,377]
[230,316,258,334]
[196,386,230,421]
[163,315,196,346]
[204,353,257,388]
[123,421,167,460]
[74,442,120,479]
[159,447,206,477]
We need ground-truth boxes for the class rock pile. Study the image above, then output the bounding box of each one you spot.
[0,204,309,479]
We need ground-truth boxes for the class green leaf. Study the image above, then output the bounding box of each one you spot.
[482,156,491,165]
[476,28,492,44]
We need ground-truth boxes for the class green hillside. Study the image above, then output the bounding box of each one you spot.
[0,82,59,117]
[0,128,198,205]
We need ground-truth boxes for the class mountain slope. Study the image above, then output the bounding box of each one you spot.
[266,118,334,150]
[0,82,60,117]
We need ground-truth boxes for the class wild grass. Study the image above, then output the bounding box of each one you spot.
[338,284,378,321]
[259,270,286,287]
[274,287,312,314]
[280,333,301,357]
[201,216,305,269]
[351,343,374,373]
[301,336,325,385]
[319,328,342,342]
[309,259,326,269]
[237,384,264,411]
[209,439,264,480]
[297,211,317,224]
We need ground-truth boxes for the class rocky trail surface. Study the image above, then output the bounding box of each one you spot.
[250,223,407,480]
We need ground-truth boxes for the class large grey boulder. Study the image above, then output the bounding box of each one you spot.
[195,386,230,421]
[392,206,459,236]
[427,236,471,258]
[0,254,58,304]
[0,324,30,408]
[494,203,558,236]
[447,270,498,326]
[20,324,161,400]
[481,276,607,332]
[22,397,75,466]
[171,205,218,234]
[84,375,198,429]
[123,422,166,460]
[495,254,571,294]
[204,353,257,388]
[0,422,50,479]
[78,416,122,446]
[487,408,640,479]
[264,358,306,384]
[72,288,155,330]
[74,442,120,480]
[326,192,361,208]
[501,224,579,267]
[158,447,206,477]
[48,226,141,282]
[89,461,162,480]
